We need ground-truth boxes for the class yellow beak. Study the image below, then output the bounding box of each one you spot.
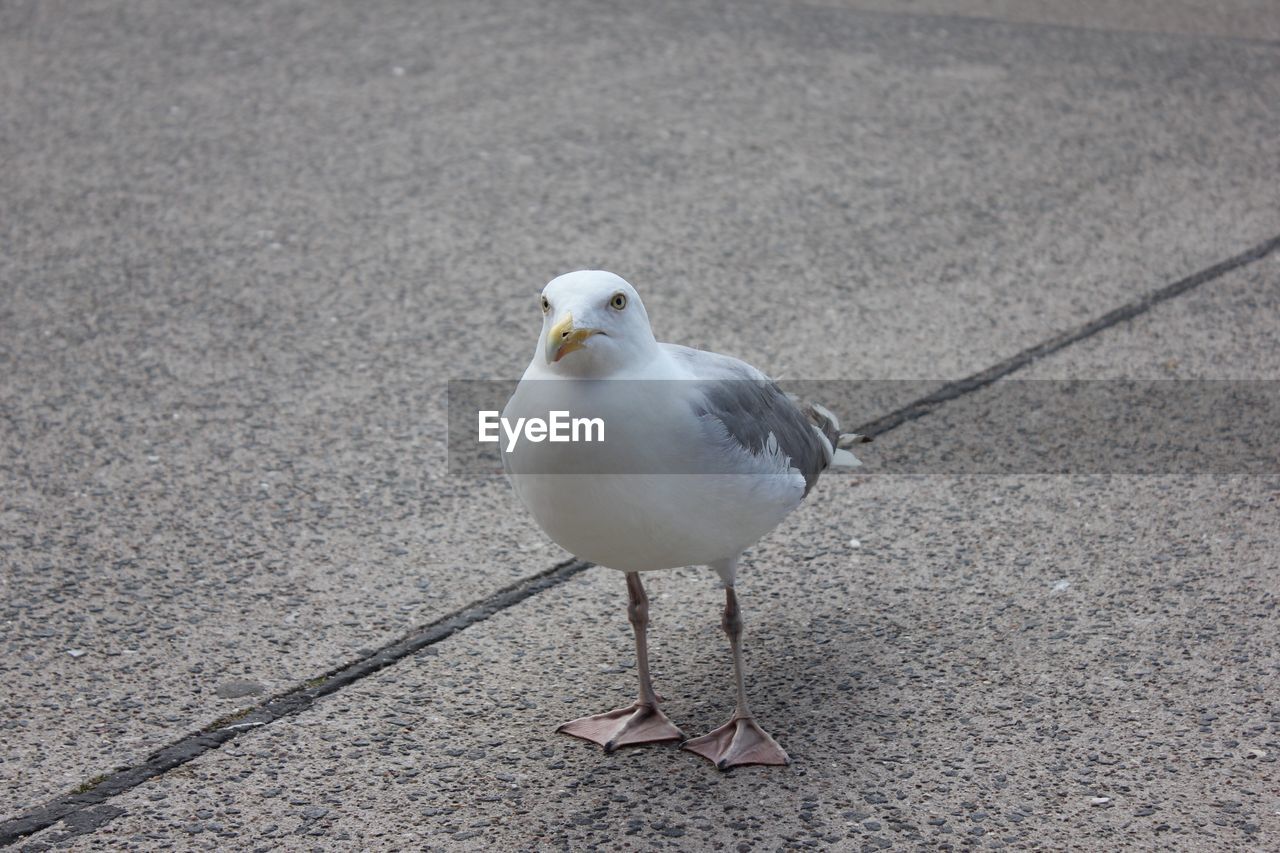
[546,311,600,363]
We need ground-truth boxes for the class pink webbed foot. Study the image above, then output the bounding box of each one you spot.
[558,703,685,753]
[682,715,790,770]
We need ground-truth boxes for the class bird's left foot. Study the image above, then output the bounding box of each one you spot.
[682,715,790,770]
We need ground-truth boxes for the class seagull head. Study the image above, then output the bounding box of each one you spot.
[536,270,658,375]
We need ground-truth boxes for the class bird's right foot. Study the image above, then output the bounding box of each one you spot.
[557,703,685,752]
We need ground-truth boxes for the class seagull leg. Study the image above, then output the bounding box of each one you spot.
[682,585,790,769]
[558,571,685,752]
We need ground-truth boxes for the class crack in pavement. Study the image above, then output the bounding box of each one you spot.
[857,233,1280,438]
[3,232,1278,847]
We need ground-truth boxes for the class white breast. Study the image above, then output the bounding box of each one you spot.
[502,367,806,571]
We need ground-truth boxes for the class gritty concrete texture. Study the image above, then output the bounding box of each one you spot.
[14,478,1277,850]
[1,0,1277,844]
[13,245,1280,849]
[1018,255,1280,379]
[865,260,1280,479]
[823,0,1280,42]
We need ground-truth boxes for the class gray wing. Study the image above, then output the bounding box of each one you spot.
[665,345,834,495]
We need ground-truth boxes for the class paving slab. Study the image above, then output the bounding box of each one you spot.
[3,0,1278,824]
[14,256,1277,849]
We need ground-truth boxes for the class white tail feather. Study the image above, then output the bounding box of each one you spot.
[837,432,870,449]
[831,447,862,468]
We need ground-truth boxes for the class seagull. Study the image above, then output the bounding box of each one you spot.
[501,270,866,769]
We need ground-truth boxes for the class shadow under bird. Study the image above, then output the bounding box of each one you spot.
[501,270,867,769]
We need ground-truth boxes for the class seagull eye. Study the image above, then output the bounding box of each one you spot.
[610,292,627,311]
[540,295,551,314]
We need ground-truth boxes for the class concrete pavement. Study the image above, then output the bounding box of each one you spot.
[11,257,1278,849]
[1,0,1277,848]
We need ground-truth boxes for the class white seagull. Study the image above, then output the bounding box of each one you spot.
[502,270,866,769]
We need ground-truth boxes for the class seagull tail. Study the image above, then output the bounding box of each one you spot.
[798,400,871,469]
